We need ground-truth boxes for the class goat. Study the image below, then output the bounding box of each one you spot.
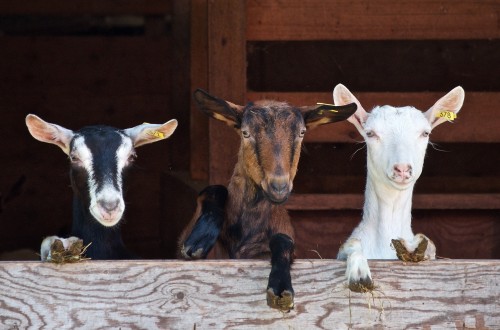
[334,84,465,290]
[178,89,357,310]
[25,114,178,260]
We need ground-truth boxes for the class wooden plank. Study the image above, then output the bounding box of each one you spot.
[247,0,500,40]
[207,0,246,185]
[190,0,210,181]
[286,193,500,210]
[0,0,172,15]
[291,210,500,259]
[1,260,499,328]
[247,91,500,143]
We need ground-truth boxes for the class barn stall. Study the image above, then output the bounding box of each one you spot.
[0,0,499,328]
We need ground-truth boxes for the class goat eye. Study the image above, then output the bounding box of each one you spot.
[128,153,137,163]
[422,131,430,138]
[242,130,250,138]
[365,131,376,138]
[69,154,81,164]
[299,129,306,137]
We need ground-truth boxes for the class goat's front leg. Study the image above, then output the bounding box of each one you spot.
[178,185,227,259]
[337,238,374,292]
[267,233,294,311]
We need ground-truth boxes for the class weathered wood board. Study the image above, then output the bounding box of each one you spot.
[1,260,499,329]
[247,0,500,41]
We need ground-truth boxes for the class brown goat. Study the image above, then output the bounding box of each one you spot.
[179,89,356,310]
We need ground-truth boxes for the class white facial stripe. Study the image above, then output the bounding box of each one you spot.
[116,134,134,182]
[73,135,130,227]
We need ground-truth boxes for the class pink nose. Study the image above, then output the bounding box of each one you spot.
[393,164,412,179]
[98,199,121,219]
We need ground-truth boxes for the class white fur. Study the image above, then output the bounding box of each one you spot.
[335,84,464,287]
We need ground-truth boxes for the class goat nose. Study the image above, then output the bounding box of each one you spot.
[393,164,412,177]
[98,199,120,213]
[270,180,289,194]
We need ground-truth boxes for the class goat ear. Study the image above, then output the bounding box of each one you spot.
[424,86,465,129]
[300,102,357,129]
[124,119,178,148]
[333,84,369,134]
[25,114,74,155]
[193,89,243,128]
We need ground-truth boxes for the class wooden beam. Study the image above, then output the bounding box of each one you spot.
[247,0,500,40]
[286,193,500,210]
[247,91,500,143]
[207,0,246,185]
[189,0,210,181]
[1,260,499,328]
[0,0,172,15]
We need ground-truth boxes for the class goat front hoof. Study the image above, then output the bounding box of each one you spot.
[40,236,89,263]
[180,244,205,260]
[348,276,375,293]
[392,236,430,262]
[266,288,294,311]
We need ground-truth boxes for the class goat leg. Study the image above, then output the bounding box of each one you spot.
[266,233,294,311]
[179,185,227,259]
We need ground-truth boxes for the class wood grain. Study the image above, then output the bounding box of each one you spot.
[247,0,500,40]
[0,260,499,329]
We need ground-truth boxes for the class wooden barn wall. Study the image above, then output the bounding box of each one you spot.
[1,1,500,260]
[0,1,192,259]
[183,0,500,260]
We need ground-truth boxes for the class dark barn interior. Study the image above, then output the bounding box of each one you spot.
[1,1,499,260]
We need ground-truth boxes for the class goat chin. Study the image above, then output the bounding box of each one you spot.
[263,191,290,205]
[387,178,415,191]
[91,211,122,227]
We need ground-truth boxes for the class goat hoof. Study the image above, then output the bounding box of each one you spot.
[180,245,205,260]
[266,288,294,311]
[392,238,428,262]
[348,276,375,293]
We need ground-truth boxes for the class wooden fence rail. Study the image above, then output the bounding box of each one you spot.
[1,260,499,329]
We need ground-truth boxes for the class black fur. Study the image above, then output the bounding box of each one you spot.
[182,185,228,259]
[267,233,294,297]
[69,126,134,259]
[72,197,134,259]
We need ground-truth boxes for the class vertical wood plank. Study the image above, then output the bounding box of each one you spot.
[207,0,246,185]
[169,0,191,171]
[189,0,210,181]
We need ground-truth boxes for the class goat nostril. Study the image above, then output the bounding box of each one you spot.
[393,164,413,180]
[394,164,411,174]
[99,200,120,213]
[270,181,288,194]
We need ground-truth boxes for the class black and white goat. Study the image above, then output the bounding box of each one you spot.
[26,114,178,260]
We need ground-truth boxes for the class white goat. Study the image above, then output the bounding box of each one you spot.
[335,84,465,289]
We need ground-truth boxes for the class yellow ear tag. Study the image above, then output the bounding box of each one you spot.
[316,102,338,115]
[143,122,165,139]
[436,111,457,121]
